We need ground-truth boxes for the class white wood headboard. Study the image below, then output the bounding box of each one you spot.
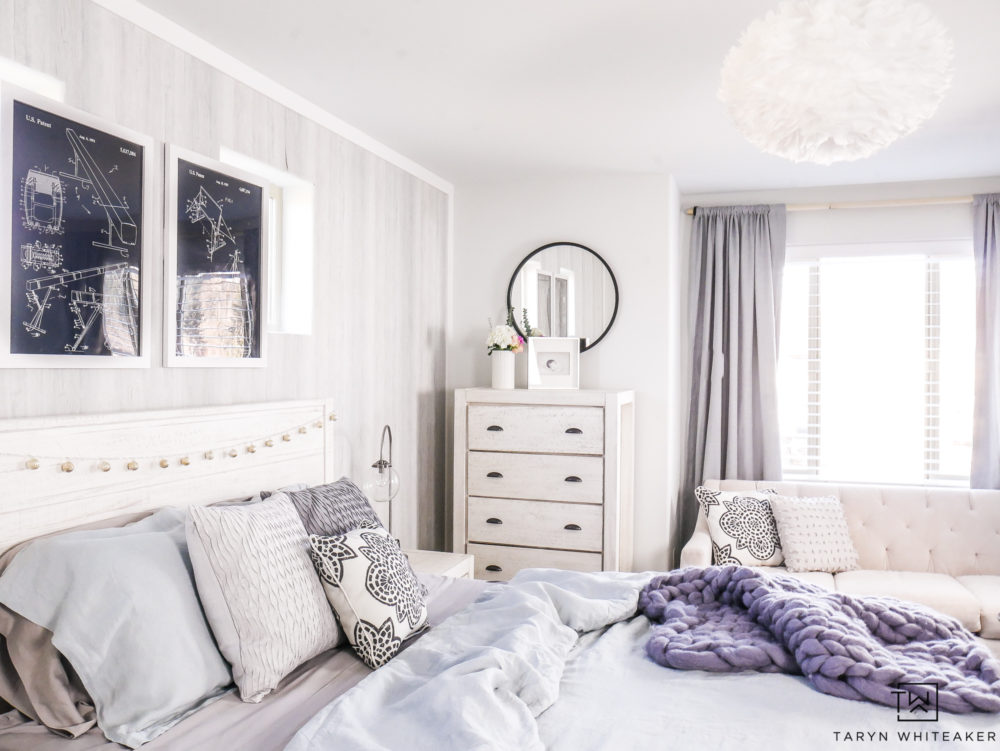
[0,399,335,552]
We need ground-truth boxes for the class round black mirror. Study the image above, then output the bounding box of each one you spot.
[506,242,619,352]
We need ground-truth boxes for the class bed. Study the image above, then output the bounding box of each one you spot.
[0,401,998,751]
[0,400,496,750]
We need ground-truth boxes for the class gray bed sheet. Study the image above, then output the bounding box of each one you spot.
[0,574,488,751]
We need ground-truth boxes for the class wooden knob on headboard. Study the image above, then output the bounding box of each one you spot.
[25,458,39,470]
[314,421,323,428]
[180,456,191,466]
[247,444,257,454]
[282,434,291,442]
[61,461,74,473]
[329,413,338,422]
[227,448,238,458]
[298,426,308,434]
[204,450,215,461]
[98,461,111,473]
[159,459,169,469]
[126,460,139,471]
[264,439,274,448]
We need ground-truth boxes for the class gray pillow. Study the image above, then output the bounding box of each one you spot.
[0,508,231,748]
[275,477,384,537]
[187,493,342,703]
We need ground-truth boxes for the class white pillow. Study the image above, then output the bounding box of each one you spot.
[768,495,860,573]
[310,528,427,669]
[186,493,341,702]
[694,486,783,567]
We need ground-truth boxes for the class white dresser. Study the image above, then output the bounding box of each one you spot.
[453,388,635,581]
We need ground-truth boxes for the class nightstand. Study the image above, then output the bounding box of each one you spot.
[404,549,474,579]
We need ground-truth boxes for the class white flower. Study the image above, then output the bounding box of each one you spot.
[486,324,523,353]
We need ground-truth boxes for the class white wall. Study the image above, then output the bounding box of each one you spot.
[448,174,684,571]
[0,0,451,550]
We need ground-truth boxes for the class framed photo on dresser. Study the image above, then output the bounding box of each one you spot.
[527,336,580,389]
[164,145,268,367]
[0,84,153,368]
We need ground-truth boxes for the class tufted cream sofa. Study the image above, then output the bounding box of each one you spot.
[680,480,1000,645]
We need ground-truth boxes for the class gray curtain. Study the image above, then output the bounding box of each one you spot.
[972,194,1000,489]
[682,204,786,544]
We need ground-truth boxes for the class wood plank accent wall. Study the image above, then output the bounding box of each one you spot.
[0,0,451,550]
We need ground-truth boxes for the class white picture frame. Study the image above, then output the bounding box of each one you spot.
[164,145,269,368]
[0,84,154,368]
[527,336,580,389]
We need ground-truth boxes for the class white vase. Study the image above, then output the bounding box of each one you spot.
[491,350,515,390]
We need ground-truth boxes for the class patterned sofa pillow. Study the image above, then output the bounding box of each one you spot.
[309,528,428,669]
[695,486,783,567]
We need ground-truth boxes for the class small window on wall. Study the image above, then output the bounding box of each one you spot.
[219,148,314,335]
[0,58,65,101]
[778,240,975,486]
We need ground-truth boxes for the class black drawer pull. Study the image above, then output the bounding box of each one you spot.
[564,523,582,531]
[565,427,583,434]
[487,471,503,478]
[485,564,503,572]
[565,476,582,483]
[486,517,503,525]
[486,425,504,432]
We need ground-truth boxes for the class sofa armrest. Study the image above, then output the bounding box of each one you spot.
[680,528,712,568]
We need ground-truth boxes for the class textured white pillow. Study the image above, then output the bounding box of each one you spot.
[695,486,783,567]
[310,528,427,669]
[187,493,341,702]
[768,495,860,573]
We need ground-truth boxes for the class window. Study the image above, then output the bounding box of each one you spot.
[778,240,975,486]
[219,148,314,335]
[0,58,65,101]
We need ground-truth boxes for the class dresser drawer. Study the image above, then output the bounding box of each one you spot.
[467,452,603,504]
[467,405,603,455]
[468,497,603,552]
[468,543,603,582]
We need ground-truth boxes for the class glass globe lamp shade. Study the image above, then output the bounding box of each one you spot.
[364,461,399,504]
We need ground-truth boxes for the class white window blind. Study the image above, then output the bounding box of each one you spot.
[778,240,975,486]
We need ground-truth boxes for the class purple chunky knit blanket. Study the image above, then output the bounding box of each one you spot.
[639,566,1000,714]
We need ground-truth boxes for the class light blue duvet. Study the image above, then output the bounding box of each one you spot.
[286,568,1000,751]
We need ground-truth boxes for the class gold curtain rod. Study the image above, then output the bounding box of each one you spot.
[683,195,974,216]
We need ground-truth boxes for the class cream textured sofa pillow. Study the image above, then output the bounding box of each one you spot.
[186,493,341,702]
[768,495,859,573]
[695,486,783,567]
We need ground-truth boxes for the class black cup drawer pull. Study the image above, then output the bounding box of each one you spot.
[564,523,582,531]
[485,564,503,572]
[487,471,503,478]
[565,427,583,434]
[486,517,503,525]
[486,425,504,432]
[564,476,582,483]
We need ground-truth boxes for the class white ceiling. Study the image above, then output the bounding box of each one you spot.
[137,0,1000,192]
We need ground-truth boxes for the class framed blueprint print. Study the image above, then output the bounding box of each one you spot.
[0,85,152,367]
[165,146,268,367]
